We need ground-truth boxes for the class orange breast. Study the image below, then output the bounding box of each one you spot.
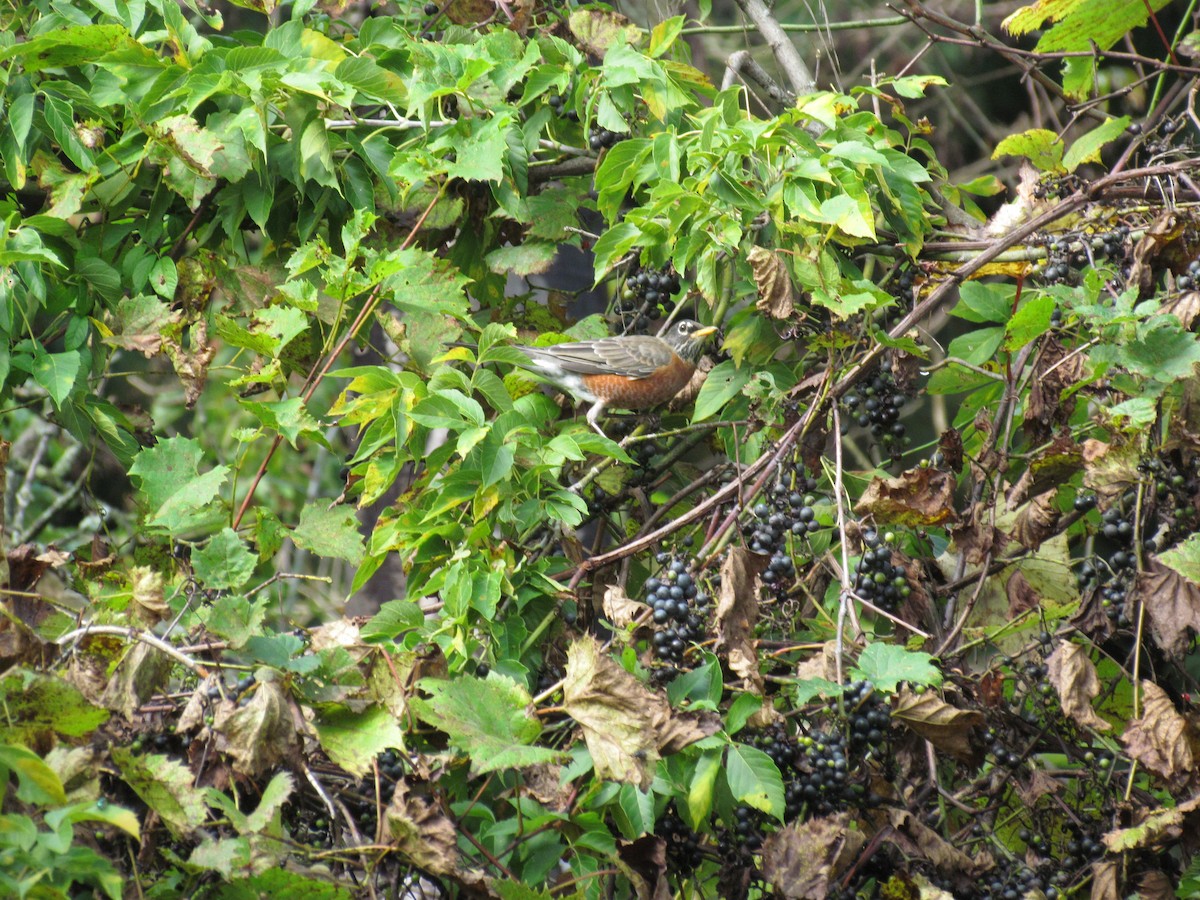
[582,356,695,409]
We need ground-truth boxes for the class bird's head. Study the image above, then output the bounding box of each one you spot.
[661,319,719,362]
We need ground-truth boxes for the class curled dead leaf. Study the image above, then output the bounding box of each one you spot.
[212,678,301,777]
[1082,439,1140,507]
[854,467,956,527]
[714,547,769,693]
[1045,642,1110,732]
[602,585,649,630]
[761,813,864,899]
[747,246,798,320]
[563,636,716,790]
[1134,559,1200,658]
[891,688,985,765]
[1011,490,1060,551]
[1120,681,1198,790]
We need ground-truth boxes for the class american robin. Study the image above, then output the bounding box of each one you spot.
[513,320,719,434]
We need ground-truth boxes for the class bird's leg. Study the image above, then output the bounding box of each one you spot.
[586,401,608,437]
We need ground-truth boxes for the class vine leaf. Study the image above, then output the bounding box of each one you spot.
[1103,792,1200,852]
[1045,642,1110,732]
[213,678,301,778]
[1134,559,1200,658]
[313,704,404,779]
[851,644,942,692]
[761,813,864,899]
[410,674,563,775]
[747,246,797,320]
[890,688,983,764]
[1120,681,1199,791]
[110,747,207,838]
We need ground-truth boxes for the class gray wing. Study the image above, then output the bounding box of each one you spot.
[516,337,671,379]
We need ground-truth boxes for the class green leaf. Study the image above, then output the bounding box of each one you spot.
[360,599,425,643]
[1063,116,1131,171]
[850,643,942,692]
[0,743,67,805]
[952,281,1014,324]
[724,743,785,821]
[692,360,750,422]
[1158,533,1200,583]
[241,397,329,450]
[196,594,266,649]
[32,346,80,406]
[110,748,208,838]
[149,256,178,300]
[192,528,257,591]
[411,675,564,774]
[992,128,1064,173]
[313,705,405,778]
[291,503,365,565]
[1005,295,1056,351]
[684,749,721,830]
[0,671,109,747]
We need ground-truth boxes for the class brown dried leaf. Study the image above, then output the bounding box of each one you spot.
[714,547,769,693]
[1011,490,1060,551]
[1128,212,1183,297]
[164,319,216,408]
[1136,870,1177,900]
[563,636,714,789]
[1006,569,1041,618]
[616,834,670,900]
[1046,642,1110,732]
[1016,767,1061,805]
[937,429,964,473]
[884,808,985,876]
[747,246,797,320]
[1135,559,1200,657]
[602,585,648,630]
[950,509,1006,567]
[1120,681,1198,789]
[761,812,864,899]
[854,467,956,527]
[1162,289,1200,331]
[212,678,301,777]
[1090,860,1121,900]
[891,688,985,764]
[385,780,469,880]
[1024,338,1084,444]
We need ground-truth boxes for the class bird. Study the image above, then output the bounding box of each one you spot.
[512,320,720,435]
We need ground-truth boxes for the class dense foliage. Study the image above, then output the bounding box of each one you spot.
[2,0,1200,897]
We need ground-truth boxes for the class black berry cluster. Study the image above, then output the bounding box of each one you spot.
[422,2,438,16]
[646,554,708,664]
[981,726,1023,768]
[616,266,681,332]
[657,804,704,875]
[786,730,858,819]
[1041,238,1076,284]
[841,368,909,459]
[588,125,624,151]
[893,267,917,304]
[378,747,404,780]
[1145,454,1198,525]
[546,92,579,122]
[845,679,891,751]
[978,859,1061,900]
[852,528,910,613]
[728,803,765,850]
